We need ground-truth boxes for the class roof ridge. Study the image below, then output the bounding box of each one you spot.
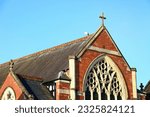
[0,34,92,68]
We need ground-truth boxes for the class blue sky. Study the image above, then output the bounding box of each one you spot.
[0,0,150,87]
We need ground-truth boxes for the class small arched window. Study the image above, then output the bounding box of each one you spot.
[84,56,128,100]
[1,87,16,100]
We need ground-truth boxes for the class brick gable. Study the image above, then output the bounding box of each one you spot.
[75,26,134,99]
[0,72,24,100]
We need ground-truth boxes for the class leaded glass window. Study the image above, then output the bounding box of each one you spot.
[84,56,127,100]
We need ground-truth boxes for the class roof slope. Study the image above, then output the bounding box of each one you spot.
[0,34,93,87]
[144,80,150,93]
[17,74,53,100]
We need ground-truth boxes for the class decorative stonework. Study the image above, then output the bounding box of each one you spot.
[1,87,16,100]
[84,56,128,100]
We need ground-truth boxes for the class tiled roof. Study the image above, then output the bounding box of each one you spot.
[17,74,53,100]
[0,34,93,87]
[144,80,150,93]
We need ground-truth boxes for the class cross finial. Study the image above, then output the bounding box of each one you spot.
[99,12,106,26]
[140,83,144,91]
[9,59,14,72]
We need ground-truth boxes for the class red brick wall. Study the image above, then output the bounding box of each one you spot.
[76,30,133,100]
[0,73,23,100]
[56,82,70,89]
[56,93,70,100]
[55,81,70,100]
[92,30,118,51]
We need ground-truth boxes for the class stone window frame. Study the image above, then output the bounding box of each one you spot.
[1,87,16,100]
[83,55,128,100]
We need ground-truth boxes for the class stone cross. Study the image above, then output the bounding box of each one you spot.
[99,12,106,26]
[140,83,144,91]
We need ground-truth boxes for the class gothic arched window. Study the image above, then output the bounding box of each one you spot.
[84,56,128,100]
[1,87,16,100]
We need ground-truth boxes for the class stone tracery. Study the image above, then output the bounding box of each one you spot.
[85,57,126,100]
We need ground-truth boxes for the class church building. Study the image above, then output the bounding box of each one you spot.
[0,14,138,100]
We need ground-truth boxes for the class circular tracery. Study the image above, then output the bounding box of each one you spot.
[85,57,127,100]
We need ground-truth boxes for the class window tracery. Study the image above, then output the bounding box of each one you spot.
[84,56,127,100]
[1,87,16,100]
